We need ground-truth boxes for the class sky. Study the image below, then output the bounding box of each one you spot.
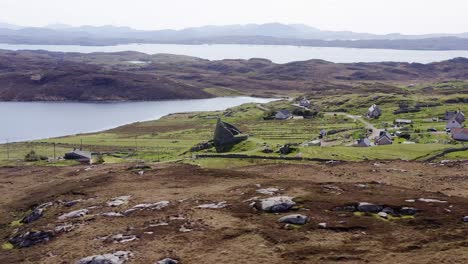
[1,0,467,34]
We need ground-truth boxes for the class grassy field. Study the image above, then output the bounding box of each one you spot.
[0,88,466,166]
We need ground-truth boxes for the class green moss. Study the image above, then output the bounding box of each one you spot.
[2,242,14,250]
[10,220,23,227]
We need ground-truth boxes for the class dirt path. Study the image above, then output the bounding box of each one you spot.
[326,112,382,139]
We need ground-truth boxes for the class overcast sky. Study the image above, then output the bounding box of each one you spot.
[1,0,467,34]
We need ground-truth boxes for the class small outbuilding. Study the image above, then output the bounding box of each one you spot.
[445,110,465,124]
[451,128,468,142]
[64,149,92,164]
[275,110,292,120]
[375,131,393,145]
[355,138,371,147]
[446,119,463,130]
[213,118,248,152]
[299,98,311,108]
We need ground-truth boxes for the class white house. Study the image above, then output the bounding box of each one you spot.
[367,104,382,119]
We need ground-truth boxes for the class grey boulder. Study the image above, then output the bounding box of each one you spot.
[357,202,383,213]
[278,214,309,225]
[156,258,179,264]
[76,251,132,264]
[255,196,296,213]
[9,231,54,248]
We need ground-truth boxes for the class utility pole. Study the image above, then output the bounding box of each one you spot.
[80,139,83,150]
[6,139,9,160]
[135,136,138,152]
[53,142,56,160]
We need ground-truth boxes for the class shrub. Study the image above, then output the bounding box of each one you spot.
[24,151,47,162]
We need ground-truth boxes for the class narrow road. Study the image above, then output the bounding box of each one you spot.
[325,112,382,139]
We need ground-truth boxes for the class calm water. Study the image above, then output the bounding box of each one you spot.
[1,43,468,63]
[0,97,274,143]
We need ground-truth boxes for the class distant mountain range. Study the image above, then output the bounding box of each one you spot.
[0,23,468,50]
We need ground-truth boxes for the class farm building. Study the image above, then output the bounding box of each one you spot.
[451,128,468,142]
[213,118,248,152]
[375,131,393,145]
[299,98,311,108]
[367,104,382,119]
[394,119,413,126]
[64,149,92,164]
[355,138,371,147]
[275,110,292,120]
[445,110,465,124]
[446,119,463,130]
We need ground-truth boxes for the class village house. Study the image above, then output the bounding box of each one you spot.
[394,119,413,126]
[367,104,382,119]
[355,138,371,147]
[375,131,393,145]
[446,119,463,130]
[451,128,468,142]
[213,118,248,152]
[275,109,292,120]
[299,98,311,108]
[64,149,92,164]
[445,110,465,124]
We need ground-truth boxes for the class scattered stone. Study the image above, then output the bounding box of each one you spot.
[381,207,396,215]
[21,208,44,224]
[54,224,75,233]
[58,209,89,220]
[334,205,356,212]
[418,198,447,203]
[9,231,54,248]
[135,201,170,210]
[278,214,309,225]
[255,196,296,213]
[196,201,228,209]
[405,199,416,203]
[463,216,468,223]
[107,196,131,207]
[127,164,151,171]
[104,234,138,243]
[318,222,327,228]
[323,185,344,192]
[156,258,179,264]
[377,212,388,219]
[138,170,145,176]
[179,225,193,233]
[399,207,418,215]
[65,200,82,207]
[76,251,132,264]
[355,184,368,188]
[149,222,169,227]
[101,212,125,217]
[256,188,279,195]
[357,202,383,213]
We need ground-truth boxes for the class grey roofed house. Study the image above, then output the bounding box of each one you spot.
[451,128,468,141]
[64,149,92,164]
[213,118,248,152]
[445,110,465,124]
[275,109,292,120]
[446,119,463,130]
[375,131,393,145]
[355,138,371,147]
[367,104,382,119]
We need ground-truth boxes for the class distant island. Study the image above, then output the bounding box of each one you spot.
[1,49,467,102]
[1,23,468,50]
